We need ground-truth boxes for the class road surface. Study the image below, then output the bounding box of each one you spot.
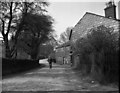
[2,59,118,91]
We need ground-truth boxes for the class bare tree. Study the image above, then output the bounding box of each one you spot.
[59,27,73,44]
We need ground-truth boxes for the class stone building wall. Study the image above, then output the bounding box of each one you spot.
[70,12,120,68]
[71,12,120,43]
[55,46,70,64]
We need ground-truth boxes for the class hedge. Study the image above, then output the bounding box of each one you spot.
[2,58,40,76]
[73,25,119,84]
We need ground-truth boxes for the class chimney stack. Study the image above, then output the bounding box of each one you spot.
[104,1,116,19]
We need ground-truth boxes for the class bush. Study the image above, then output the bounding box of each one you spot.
[72,35,93,74]
[74,25,119,83]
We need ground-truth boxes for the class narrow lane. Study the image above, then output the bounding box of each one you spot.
[2,59,118,91]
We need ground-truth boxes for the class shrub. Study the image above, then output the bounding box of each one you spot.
[73,37,93,73]
[74,25,119,83]
[87,25,119,82]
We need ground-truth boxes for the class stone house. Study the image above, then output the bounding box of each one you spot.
[55,1,120,66]
[55,41,71,64]
[71,2,120,67]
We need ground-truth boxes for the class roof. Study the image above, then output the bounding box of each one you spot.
[74,12,120,28]
[85,12,120,22]
[56,12,120,49]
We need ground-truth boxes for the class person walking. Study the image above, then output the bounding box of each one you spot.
[48,56,52,69]
[49,60,52,69]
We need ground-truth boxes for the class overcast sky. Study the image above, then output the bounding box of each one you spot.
[47,0,119,38]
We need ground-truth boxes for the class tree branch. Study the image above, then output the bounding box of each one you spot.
[1,19,5,37]
[6,2,13,36]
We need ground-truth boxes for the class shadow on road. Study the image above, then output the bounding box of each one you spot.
[2,63,46,79]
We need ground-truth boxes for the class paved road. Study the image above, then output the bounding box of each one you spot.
[2,59,118,91]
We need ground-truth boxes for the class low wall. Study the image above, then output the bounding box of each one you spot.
[2,58,40,76]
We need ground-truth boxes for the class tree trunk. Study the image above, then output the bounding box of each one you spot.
[30,45,39,60]
[4,36,11,58]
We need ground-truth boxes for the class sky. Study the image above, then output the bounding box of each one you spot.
[0,0,119,40]
[46,0,119,38]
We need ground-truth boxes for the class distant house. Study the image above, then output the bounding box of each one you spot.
[55,1,120,65]
[55,42,71,64]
